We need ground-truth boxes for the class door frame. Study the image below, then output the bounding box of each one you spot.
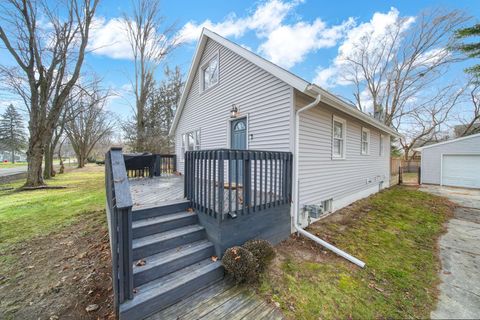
[227,114,249,149]
[440,152,480,187]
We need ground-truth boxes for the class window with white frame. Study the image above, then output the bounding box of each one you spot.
[379,134,384,156]
[332,116,346,159]
[201,53,219,91]
[361,128,370,155]
[181,130,201,160]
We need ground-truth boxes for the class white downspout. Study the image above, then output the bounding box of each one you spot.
[294,93,366,268]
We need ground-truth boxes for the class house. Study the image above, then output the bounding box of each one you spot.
[417,133,480,189]
[105,28,400,320]
[170,28,399,227]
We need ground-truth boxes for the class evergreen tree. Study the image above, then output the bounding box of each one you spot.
[456,24,480,77]
[0,104,27,163]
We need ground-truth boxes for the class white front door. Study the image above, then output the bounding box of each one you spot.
[442,154,480,189]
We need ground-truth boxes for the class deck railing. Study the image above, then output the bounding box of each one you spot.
[184,149,293,220]
[105,147,133,315]
[124,153,176,178]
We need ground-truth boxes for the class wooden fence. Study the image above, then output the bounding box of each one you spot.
[390,158,421,186]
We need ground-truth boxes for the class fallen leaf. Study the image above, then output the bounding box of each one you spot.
[211,256,218,262]
[187,208,194,213]
[85,304,99,312]
[135,259,146,267]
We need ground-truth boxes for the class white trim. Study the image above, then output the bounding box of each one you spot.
[199,50,220,93]
[227,115,249,149]
[361,127,370,155]
[440,152,480,187]
[332,115,347,160]
[379,134,385,156]
[169,28,401,138]
[416,133,480,151]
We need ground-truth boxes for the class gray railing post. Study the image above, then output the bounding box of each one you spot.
[218,150,225,220]
[244,150,251,214]
[105,147,134,317]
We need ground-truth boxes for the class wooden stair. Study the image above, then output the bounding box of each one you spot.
[120,200,224,320]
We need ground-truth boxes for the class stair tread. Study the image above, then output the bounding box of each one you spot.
[132,211,196,229]
[133,240,213,274]
[132,225,205,249]
[132,199,190,212]
[121,259,223,312]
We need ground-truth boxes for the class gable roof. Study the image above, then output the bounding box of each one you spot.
[169,28,400,137]
[415,132,480,151]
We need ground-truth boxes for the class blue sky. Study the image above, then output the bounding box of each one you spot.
[1,0,479,121]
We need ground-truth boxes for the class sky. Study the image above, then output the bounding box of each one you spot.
[1,0,479,123]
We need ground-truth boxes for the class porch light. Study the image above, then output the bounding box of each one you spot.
[230,104,239,118]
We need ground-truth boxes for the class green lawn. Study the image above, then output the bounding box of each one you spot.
[0,165,105,259]
[260,187,453,319]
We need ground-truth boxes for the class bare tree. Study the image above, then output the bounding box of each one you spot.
[65,86,114,168]
[336,9,469,158]
[124,0,179,152]
[454,77,480,137]
[0,0,99,187]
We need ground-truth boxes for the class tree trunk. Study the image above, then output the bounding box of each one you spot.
[77,154,86,168]
[25,139,44,187]
[11,149,15,163]
[43,143,56,179]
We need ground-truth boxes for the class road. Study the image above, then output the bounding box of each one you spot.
[0,166,27,177]
[420,185,480,319]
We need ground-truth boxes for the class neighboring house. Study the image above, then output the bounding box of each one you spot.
[417,133,480,189]
[0,148,27,162]
[170,28,399,226]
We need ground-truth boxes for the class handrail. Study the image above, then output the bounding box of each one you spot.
[124,153,177,178]
[105,147,133,316]
[184,149,293,221]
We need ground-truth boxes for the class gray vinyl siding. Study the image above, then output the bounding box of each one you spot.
[420,134,480,185]
[295,91,391,209]
[175,39,292,173]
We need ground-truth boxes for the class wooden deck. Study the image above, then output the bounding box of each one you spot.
[146,279,284,320]
[130,176,185,209]
[129,175,281,214]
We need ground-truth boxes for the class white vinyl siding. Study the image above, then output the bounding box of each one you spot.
[180,130,201,160]
[420,134,480,186]
[295,91,391,215]
[175,39,292,173]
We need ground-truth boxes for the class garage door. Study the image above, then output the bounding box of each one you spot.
[442,155,480,188]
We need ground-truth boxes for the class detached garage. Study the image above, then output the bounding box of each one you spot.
[417,133,480,189]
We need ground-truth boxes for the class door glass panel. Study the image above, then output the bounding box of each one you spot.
[233,121,246,131]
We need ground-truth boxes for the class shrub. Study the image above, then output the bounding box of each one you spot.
[222,246,258,284]
[243,239,275,272]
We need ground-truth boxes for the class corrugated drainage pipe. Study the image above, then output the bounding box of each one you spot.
[294,93,366,268]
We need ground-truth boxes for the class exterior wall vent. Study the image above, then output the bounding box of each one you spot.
[304,199,333,219]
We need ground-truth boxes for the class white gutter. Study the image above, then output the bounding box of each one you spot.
[294,93,366,268]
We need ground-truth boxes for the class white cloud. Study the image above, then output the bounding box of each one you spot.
[88,17,132,59]
[177,0,352,68]
[177,0,299,43]
[313,7,415,88]
[259,18,354,68]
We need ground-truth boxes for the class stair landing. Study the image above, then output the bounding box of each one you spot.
[130,176,185,209]
[145,279,285,320]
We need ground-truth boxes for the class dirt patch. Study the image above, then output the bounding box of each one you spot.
[0,210,114,320]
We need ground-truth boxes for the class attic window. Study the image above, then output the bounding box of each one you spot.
[201,53,219,91]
